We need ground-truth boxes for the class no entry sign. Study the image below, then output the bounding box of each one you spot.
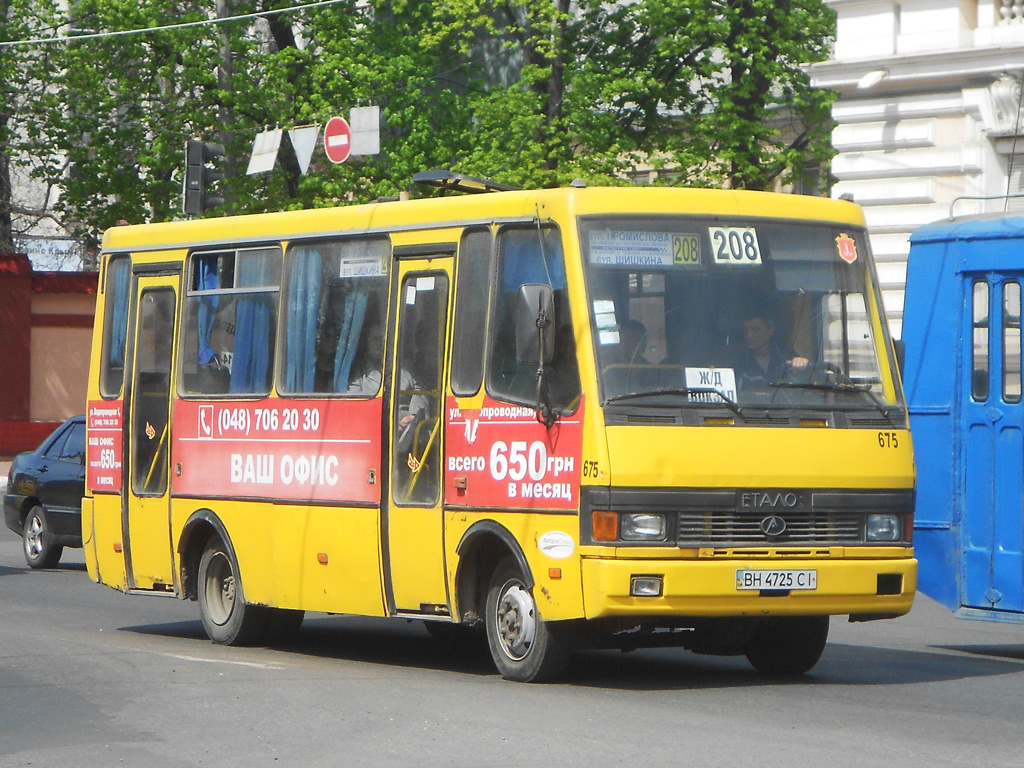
[324,116,352,164]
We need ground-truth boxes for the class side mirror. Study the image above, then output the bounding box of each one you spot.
[514,284,555,365]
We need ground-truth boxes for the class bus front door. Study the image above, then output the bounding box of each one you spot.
[124,275,178,590]
[962,274,1024,614]
[385,260,452,614]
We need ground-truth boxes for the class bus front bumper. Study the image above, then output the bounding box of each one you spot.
[581,556,917,620]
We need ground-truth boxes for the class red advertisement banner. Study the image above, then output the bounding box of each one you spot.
[87,400,124,492]
[444,396,584,509]
[172,398,382,504]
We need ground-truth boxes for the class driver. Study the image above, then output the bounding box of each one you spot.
[734,311,808,388]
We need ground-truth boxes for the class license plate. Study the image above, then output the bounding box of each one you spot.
[736,569,817,591]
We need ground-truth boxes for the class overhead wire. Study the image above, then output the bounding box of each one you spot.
[0,0,366,49]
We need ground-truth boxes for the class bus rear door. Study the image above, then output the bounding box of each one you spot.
[385,250,453,614]
[962,273,1024,613]
[124,272,179,590]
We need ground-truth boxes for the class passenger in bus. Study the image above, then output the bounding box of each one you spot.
[347,321,385,393]
[347,321,428,435]
[733,311,807,388]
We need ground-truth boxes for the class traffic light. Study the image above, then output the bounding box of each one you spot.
[183,139,226,215]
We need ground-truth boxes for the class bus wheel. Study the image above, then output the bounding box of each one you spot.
[484,556,571,683]
[197,537,268,646]
[23,506,63,569]
[744,616,829,676]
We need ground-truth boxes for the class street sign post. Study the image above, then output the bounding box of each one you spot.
[324,116,352,164]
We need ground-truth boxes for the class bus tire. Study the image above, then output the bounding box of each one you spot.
[744,616,829,676]
[484,556,571,683]
[23,506,63,569]
[197,536,268,646]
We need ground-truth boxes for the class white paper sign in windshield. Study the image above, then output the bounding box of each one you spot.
[339,255,386,278]
[684,367,738,403]
[589,231,700,267]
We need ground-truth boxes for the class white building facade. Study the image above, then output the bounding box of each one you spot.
[808,0,1024,335]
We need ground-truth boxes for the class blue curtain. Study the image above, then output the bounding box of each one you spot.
[333,290,368,391]
[196,255,220,365]
[284,249,322,392]
[108,258,131,366]
[501,230,566,293]
[230,256,274,393]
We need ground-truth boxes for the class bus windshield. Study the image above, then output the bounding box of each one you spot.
[580,215,901,416]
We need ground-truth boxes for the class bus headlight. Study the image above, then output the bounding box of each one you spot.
[620,513,667,541]
[866,513,901,542]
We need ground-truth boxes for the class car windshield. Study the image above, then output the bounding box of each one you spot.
[580,215,902,417]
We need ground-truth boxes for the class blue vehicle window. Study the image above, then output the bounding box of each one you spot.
[58,422,86,464]
[972,280,989,402]
[1003,281,1021,403]
[42,425,72,460]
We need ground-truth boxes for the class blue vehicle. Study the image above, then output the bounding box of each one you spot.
[903,210,1024,623]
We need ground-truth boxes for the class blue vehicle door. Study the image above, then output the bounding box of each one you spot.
[962,274,1024,613]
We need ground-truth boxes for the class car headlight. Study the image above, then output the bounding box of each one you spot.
[866,513,901,542]
[620,513,667,541]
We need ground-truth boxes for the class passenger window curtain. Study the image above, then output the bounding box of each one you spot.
[284,249,322,392]
[333,289,369,392]
[196,255,220,365]
[230,256,275,394]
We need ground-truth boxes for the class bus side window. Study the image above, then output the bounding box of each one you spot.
[451,228,493,396]
[1003,281,1021,403]
[486,226,580,412]
[99,255,131,397]
[279,237,390,396]
[972,280,989,402]
[180,247,281,397]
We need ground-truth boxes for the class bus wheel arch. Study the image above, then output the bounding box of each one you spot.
[484,554,571,682]
[454,521,571,682]
[178,509,233,601]
[178,510,270,646]
[454,520,534,625]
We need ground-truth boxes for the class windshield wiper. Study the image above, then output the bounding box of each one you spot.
[769,381,900,427]
[605,387,745,419]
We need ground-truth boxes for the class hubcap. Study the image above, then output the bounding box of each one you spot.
[495,582,537,661]
[24,515,44,560]
[204,552,235,626]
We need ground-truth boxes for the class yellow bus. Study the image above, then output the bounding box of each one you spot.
[83,174,916,682]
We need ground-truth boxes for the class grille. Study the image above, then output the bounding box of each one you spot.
[677,511,863,546]
[848,416,901,428]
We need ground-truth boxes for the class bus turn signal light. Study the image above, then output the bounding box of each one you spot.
[592,511,618,542]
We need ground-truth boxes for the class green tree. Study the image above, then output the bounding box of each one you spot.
[1,0,67,252]
[5,0,837,253]
[445,0,836,190]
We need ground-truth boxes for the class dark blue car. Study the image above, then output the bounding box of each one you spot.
[4,415,86,568]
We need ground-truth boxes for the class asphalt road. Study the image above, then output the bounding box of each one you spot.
[1,503,1022,767]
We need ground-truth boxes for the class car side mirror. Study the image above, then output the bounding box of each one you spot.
[514,284,555,365]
